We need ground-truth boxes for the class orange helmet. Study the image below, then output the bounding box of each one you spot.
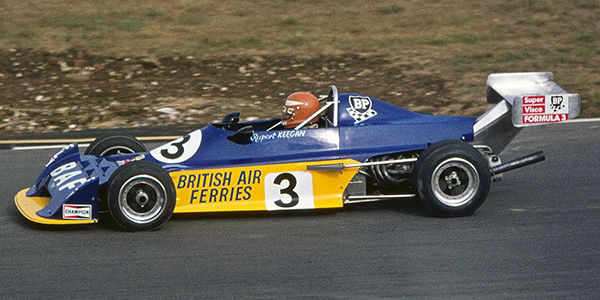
[282,92,320,129]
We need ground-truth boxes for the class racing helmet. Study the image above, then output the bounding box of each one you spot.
[282,92,320,129]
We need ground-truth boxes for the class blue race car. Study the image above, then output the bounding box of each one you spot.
[15,73,580,231]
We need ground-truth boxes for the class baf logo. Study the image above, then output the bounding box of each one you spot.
[550,96,565,112]
[347,96,377,124]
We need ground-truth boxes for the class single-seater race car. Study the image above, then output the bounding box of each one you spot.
[15,72,580,231]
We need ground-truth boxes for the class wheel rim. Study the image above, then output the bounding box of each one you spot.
[431,158,479,207]
[99,146,136,156]
[118,175,167,224]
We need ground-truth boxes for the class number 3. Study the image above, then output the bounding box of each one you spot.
[265,171,314,211]
[273,173,299,208]
[150,130,203,163]
[161,135,190,159]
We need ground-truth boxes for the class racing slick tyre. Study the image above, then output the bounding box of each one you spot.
[84,133,147,156]
[413,140,491,217]
[106,161,176,231]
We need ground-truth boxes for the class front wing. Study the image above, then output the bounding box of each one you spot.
[14,189,97,225]
[14,143,120,225]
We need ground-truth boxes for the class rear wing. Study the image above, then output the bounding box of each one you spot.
[485,72,580,126]
[474,72,580,153]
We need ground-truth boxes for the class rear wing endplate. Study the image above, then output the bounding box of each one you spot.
[486,72,580,127]
[474,72,580,153]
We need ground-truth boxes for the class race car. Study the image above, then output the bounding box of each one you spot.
[14,72,580,231]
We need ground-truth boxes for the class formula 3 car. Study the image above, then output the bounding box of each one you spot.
[15,72,580,231]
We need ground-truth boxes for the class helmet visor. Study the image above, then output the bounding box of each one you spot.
[282,106,294,120]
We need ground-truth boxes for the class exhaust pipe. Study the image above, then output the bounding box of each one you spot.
[491,151,545,175]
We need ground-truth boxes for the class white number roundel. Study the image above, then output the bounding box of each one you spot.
[264,171,314,211]
[150,130,202,163]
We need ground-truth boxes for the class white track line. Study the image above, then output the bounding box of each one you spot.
[564,118,600,123]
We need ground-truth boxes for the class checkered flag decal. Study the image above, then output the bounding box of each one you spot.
[347,107,377,123]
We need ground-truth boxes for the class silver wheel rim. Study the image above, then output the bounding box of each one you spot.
[99,146,136,156]
[431,158,479,207]
[118,175,166,224]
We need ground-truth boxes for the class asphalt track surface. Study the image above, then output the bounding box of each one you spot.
[1,121,598,299]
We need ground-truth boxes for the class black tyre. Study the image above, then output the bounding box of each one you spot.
[413,140,491,217]
[84,133,147,156]
[106,161,176,231]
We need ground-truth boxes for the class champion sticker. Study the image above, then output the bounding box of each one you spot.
[347,96,377,123]
[63,204,92,220]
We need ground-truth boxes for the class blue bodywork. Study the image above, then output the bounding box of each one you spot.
[25,93,476,220]
[26,143,120,221]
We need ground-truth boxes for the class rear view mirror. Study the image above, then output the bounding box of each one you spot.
[227,125,254,144]
[221,111,240,124]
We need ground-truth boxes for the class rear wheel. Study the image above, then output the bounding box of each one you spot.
[106,161,176,231]
[84,133,147,156]
[413,140,491,217]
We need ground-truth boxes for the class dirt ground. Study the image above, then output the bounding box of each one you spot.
[0,48,492,135]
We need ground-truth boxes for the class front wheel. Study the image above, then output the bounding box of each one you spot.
[106,161,176,231]
[85,133,147,156]
[413,140,491,217]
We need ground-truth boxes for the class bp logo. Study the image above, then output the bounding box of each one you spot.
[347,96,377,123]
[550,95,565,112]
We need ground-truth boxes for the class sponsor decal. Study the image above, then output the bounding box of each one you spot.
[549,95,566,112]
[523,96,545,105]
[117,154,146,166]
[177,169,262,204]
[347,96,377,123]
[522,95,569,124]
[50,161,87,191]
[63,204,92,220]
[523,114,567,123]
[523,105,545,114]
[250,130,306,143]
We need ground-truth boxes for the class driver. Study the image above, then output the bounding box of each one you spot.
[282,92,320,129]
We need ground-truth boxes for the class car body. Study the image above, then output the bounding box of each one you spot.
[15,72,580,231]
